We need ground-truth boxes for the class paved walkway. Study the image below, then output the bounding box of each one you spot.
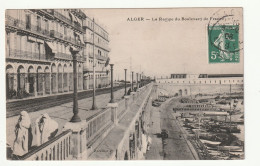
[145,105,163,160]
[6,88,125,149]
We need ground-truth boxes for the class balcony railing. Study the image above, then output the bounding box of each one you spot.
[52,11,85,33]
[7,49,50,62]
[83,35,93,43]
[95,42,110,52]
[20,130,72,160]
[55,52,72,60]
[6,15,51,38]
[70,9,86,19]
[50,30,84,47]
[89,53,108,61]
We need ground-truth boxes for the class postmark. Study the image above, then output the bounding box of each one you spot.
[207,8,243,63]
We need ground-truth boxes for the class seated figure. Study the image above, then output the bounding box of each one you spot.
[12,111,33,159]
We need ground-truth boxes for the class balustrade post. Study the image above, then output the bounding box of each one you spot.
[107,103,118,125]
[131,92,136,101]
[63,122,87,159]
[124,95,130,110]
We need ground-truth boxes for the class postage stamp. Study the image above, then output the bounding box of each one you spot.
[208,25,240,63]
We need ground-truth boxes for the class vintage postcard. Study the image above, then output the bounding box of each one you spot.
[5,8,244,160]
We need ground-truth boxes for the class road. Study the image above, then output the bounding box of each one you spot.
[6,85,130,118]
[161,98,200,160]
[146,98,199,160]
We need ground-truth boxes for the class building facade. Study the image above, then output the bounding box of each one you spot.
[82,16,110,90]
[158,74,244,85]
[5,9,110,100]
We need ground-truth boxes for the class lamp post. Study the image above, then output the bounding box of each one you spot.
[70,48,81,122]
[131,71,134,91]
[91,18,98,110]
[109,64,114,103]
[136,73,138,89]
[124,69,127,96]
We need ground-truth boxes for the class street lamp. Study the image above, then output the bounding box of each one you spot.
[109,64,114,103]
[131,71,134,91]
[124,69,127,96]
[136,73,138,89]
[91,18,98,110]
[70,48,81,122]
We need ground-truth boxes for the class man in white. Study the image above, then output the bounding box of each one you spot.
[35,113,58,146]
[12,111,33,159]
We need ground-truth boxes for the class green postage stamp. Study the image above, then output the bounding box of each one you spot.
[208,25,240,63]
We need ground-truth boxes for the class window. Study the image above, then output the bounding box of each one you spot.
[45,20,49,31]
[37,16,41,32]
[64,27,67,35]
[26,14,31,30]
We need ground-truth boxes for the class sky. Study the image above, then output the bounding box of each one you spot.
[83,8,243,80]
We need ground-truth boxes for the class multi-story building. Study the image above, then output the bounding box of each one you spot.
[82,16,110,90]
[5,9,110,100]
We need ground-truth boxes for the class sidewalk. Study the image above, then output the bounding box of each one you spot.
[145,106,163,160]
[6,88,125,149]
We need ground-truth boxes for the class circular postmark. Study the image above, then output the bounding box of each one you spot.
[207,8,243,63]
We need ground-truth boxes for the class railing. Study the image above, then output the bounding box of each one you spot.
[55,52,72,60]
[21,130,72,160]
[53,10,85,33]
[85,108,113,146]
[95,42,110,52]
[117,99,126,119]
[71,9,86,19]
[88,54,108,61]
[6,15,51,38]
[16,83,152,160]
[83,35,93,43]
[50,30,85,48]
[7,49,49,62]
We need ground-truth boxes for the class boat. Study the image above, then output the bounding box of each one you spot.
[200,139,221,147]
[208,150,222,156]
[218,146,243,152]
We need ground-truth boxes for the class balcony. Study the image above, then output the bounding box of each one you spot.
[70,9,86,19]
[52,11,85,33]
[83,35,93,43]
[5,15,51,39]
[50,30,63,39]
[88,53,108,61]
[30,9,54,19]
[50,30,85,48]
[95,42,111,52]
[55,52,72,60]
[6,49,50,62]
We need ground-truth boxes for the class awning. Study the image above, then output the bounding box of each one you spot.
[28,36,36,42]
[74,16,81,25]
[69,12,76,22]
[79,35,84,43]
[45,41,57,54]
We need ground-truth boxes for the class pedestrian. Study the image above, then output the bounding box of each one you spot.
[35,113,58,146]
[12,111,33,159]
